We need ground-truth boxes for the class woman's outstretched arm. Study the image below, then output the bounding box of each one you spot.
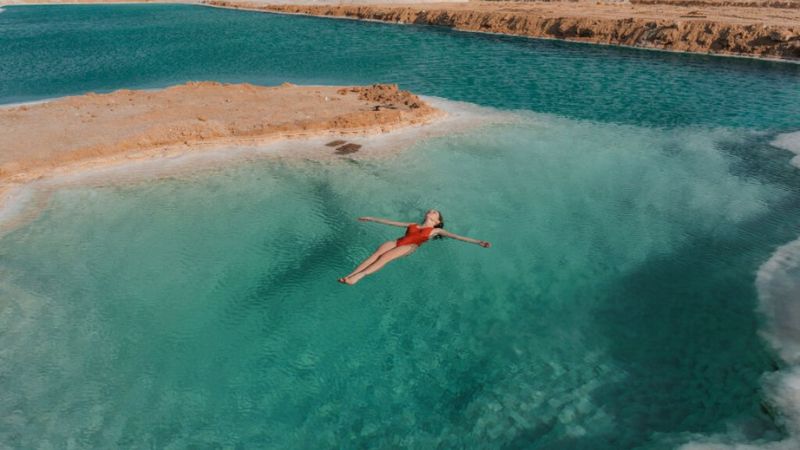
[436,229,491,247]
[358,216,413,227]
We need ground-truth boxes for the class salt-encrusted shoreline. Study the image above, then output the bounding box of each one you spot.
[0,82,440,184]
[0,81,444,230]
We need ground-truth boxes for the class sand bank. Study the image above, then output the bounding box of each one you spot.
[205,0,800,61]
[0,81,444,232]
[0,82,439,186]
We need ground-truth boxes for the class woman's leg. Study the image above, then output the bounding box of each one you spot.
[345,245,417,285]
[340,240,397,281]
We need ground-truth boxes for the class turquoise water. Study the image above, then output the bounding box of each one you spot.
[2,4,800,449]
[1,4,799,128]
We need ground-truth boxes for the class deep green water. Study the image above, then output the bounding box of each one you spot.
[1,4,800,449]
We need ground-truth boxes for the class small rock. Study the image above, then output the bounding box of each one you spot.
[335,143,362,155]
[769,30,793,42]
[325,140,347,147]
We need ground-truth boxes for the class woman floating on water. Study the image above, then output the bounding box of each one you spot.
[339,209,491,285]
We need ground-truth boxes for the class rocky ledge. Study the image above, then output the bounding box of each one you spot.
[205,1,799,61]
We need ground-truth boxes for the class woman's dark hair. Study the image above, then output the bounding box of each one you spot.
[433,212,445,240]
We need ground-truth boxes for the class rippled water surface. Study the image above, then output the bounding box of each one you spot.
[1,4,799,128]
[1,4,800,449]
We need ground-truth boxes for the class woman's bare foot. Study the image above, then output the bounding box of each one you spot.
[345,273,364,285]
[338,276,359,285]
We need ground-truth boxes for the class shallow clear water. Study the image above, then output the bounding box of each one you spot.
[1,4,800,449]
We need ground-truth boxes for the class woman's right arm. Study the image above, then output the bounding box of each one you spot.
[358,217,413,227]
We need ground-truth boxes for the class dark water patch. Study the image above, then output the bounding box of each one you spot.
[590,203,800,448]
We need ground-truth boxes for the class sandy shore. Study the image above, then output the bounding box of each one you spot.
[0,82,439,187]
[3,0,796,60]
[205,0,800,61]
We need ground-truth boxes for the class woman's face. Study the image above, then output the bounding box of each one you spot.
[425,209,441,225]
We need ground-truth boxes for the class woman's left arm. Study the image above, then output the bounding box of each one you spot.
[436,229,491,248]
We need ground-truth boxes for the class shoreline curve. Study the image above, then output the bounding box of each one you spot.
[203,1,800,62]
[1,1,797,61]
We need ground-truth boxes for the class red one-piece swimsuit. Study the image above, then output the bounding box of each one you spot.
[396,223,434,247]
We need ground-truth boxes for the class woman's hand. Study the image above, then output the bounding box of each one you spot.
[479,241,491,248]
[358,217,373,222]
